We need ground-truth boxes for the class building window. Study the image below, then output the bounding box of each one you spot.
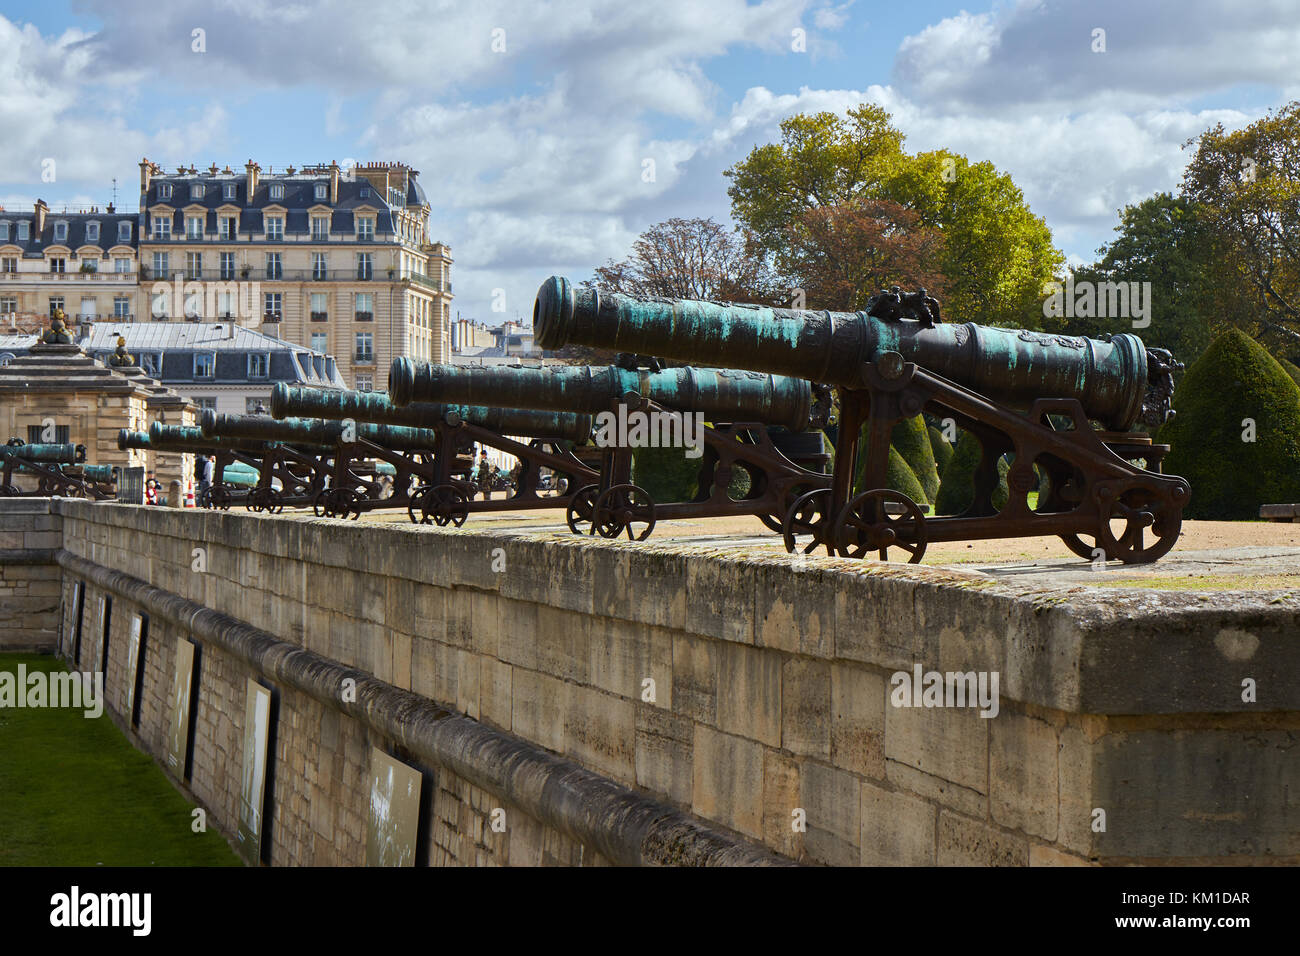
[118,222,131,242]
[355,292,373,321]
[186,216,203,239]
[2,258,16,273]
[359,187,370,198]
[357,252,372,280]
[192,396,216,412]
[264,292,282,322]
[0,296,17,313]
[86,222,99,242]
[152,215,172,239]
[223,184,236,201]
[184,287,203,319]
[194,353,215,377]
[312,252,327,280]
[220,252,235,280]
[311,217,329,241]
[184,252,202,280]
[355,332,373,363]
[28,424,70,445]
[140,353,161,376]
[17,222,29,241]
[158,184,173,199]
[246,397,269,414]
[265,253,282,280]
[191,184,204,200]
[248,353,269,378]
[114,257,131,273]
[152,252,169,277]
[356,374,373,392]
[49,258,65,274]
[81,259,97,273]
[0,222,8,241]
[151,290,168,319]
[315,183,328,201]
[310,332,328,353]
[310,292,328,322]
[269,184,284,200]
[54,221,67,242]
[114,296,130,318]
[218,217,235,240]
[266,217,283,241]
[217,291,234,318]
[49,297,64,316]
[357,218,374,241]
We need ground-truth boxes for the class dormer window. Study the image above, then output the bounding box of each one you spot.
[54,221,67,242]
[118,222,131,242]
[357,217,374,241]
[153,215,172,240]
[0,223,8,242]
[158,183,173,199]
[315,183,328,200]
[17,222,28,241]
[86,221,99,242]
[269,184,284,200]
[266,216,284,241]
[191,184,205,200]
[223,183,236,200]
[359,187,370,198]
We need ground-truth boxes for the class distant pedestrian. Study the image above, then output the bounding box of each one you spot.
[478,451,492,500]
[199,454,215,503]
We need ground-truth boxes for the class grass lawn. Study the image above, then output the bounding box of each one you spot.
[0,653,240,866]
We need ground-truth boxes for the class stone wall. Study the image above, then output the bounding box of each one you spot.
[47,500,1300,865]
[0,499,62,651]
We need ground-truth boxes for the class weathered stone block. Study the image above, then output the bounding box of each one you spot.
[717,642,782,747]
[830,663,886,779]
[671,632,717,725]
[692,724,763,841]
[782,658,831,758]
[860,780,936,866]
[634,705,693,807]
[990,712,1059,841]
[937,811,1028,866]
[799,761,860,866]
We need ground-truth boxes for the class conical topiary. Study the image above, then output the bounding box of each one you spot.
[1160,328,1300,519]
[1279,356,1300,389]
[890,414,940,503]
[928,425,955,473]
[934,430,1011,515]
[851,444,928,506]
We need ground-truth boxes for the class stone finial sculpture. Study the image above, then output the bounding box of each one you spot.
[42,309,74,345]
[108,334,136,367]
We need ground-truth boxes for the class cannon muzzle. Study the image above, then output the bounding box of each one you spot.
[0,442,84,464]
[533,276,1171,431]
[388,360,825,432]
[270,384,593,443]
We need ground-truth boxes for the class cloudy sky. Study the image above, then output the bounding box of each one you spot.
[2,0,1297,323]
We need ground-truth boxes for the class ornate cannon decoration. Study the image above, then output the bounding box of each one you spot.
[0,439,114,499]
[269,384,601,525]
[386,360,836,540]
[532,276,1190,563]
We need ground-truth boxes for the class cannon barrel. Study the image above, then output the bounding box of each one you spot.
[533,277,1167,431]
[270,384,593,443]
[0,442,84,464]
[76,464,116,483]
[388,360,820,432]
[200,411,444,452]
[123,426,278,455]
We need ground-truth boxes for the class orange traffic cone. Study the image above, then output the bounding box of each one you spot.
[185,481,195,508]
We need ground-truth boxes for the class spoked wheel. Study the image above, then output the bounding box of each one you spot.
[592,483,656,541]
[422,484,469,527]
[835,489,927,563]
[312,488,333,518]
[262,489,286,515]
[208,484,233,511]
[246,486,274,513]
[1094,485,1185,564]
[0,484,19,497]
[407,485,433,525]
[565,484,600,536]
[336,488,364,521]
[782,488,834,555]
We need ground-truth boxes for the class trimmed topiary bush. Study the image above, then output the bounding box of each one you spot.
[1160,328,1300,519]
[890,415,940,504]
[934,431,1011,515]
[928,425,954,473]
[852,444,927,505]
[631,445,700,502]
[1279,356,1300,389]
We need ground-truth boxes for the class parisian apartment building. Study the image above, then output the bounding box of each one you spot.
[0,158,453,393]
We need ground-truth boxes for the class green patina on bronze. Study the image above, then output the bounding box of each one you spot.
[270,383,593,443]
[0,443,82,464]
[126,424,293,455]
[531,276,1152,431]
[199,410,444,452]
[388,358,817,431]
[77,464,115,483]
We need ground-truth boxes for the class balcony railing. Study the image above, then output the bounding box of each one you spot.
[2,271,137,282]
[354,311,373,322]
[263,312,282,323]
[310,311,328,322]
[129,268,402,283]
[354,353,375,365]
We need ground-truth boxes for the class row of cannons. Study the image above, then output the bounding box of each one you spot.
[0,441,117,500]
[116,278,1190,563]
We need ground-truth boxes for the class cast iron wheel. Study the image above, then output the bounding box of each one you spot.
[263,489,286,515]
[207,484,233,511]
[835,489,927,563]
[1093,485,1184,564]
[312,488,333,518]
[407,485,433,525]
[592,483,656,541]
[761,481,827,536]
[565,484,600,536]
[425,484,469,527]
[781,488,834,555]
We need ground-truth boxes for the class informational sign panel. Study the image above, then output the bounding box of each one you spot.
[237,678,273,864]
[166,637,196,775]
[366,748,423,867]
